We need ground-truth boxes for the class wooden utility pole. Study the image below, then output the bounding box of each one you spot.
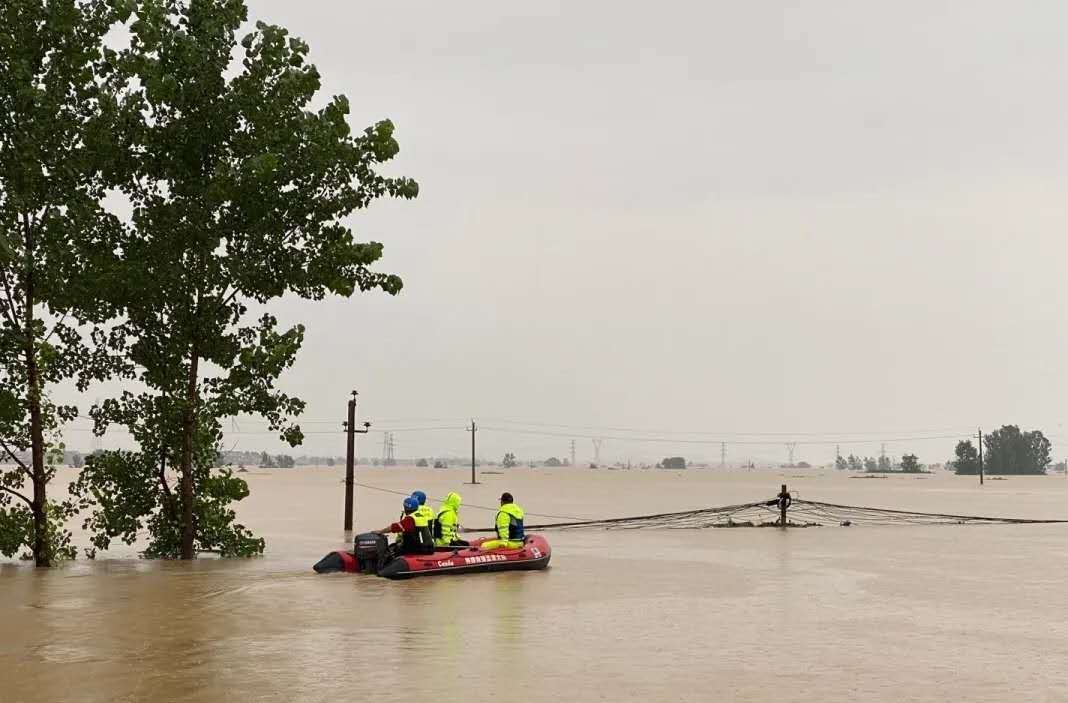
[467,420,479,484]
[343,390,371,531]
[778,484,790,528]
[977,427,984,486]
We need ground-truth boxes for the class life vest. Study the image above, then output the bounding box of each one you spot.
[400,511,435,554]
[415,504,435,534]
[495,503,525,541]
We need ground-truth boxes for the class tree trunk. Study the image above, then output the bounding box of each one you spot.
[27,351,48,568]
[24,218,49,567]
[178,346,200,560]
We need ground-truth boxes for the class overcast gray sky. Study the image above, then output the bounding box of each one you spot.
[65,1,1068,465]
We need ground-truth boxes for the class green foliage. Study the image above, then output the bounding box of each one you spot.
[543,457,562,467]
[661,457,687,469]
[0,499,77,562]
[953,440,980,475]
[416,458,428,467]
[502,453,517,468]
[71,431,264,558]
[900,454,921,473]
[983,425,1050,475]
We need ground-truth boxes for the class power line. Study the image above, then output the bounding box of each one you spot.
[480,417,976,438]
[478,425,971,446]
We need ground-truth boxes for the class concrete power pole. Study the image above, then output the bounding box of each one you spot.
[467,420,479,484]
[342,390,370,531]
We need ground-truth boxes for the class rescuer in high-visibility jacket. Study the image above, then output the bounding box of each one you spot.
[434,492,468,547]
[411,490,435,529]
[480,492,525,550]
[378,496,435,556]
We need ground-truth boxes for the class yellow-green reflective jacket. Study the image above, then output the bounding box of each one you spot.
[495,503,525,541]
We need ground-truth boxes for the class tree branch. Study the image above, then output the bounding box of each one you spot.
[42,311,68,344]
[0,436,30,475]
[0,268,22,330]
[0,483,32,507]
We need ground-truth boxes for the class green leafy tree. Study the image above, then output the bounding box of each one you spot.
[900,453,921,473]
[661,456,687,469]
[502,453,517,468]
[75,0,417,559]
[543,457,561,467]
[953,440,979,475]
[846,454,862,471]
[863,457,878,472]
[834,455,847,471]
[0,0,132,565]
[983,425,1051,475]
[415,458,428,467]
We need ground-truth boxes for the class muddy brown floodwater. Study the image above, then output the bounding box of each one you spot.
[3,467,1068,702]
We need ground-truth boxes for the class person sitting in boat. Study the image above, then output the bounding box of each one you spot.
[378,496,435,556]
[411,490,436,528]
[480,492,525,550]
[434,491,468,547]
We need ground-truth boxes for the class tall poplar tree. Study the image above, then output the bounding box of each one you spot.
[0,0,129,565]
[74,0,417,558]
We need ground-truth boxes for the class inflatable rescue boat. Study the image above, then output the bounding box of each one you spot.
[313,532,551,579]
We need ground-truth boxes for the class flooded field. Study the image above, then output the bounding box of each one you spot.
[3,467,1068,702]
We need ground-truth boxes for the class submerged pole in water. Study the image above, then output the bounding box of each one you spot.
[779,483,790,528]
[343,391,357,531]
[343,391,371,531]
[977,427,984,486]
[467,420,479,484]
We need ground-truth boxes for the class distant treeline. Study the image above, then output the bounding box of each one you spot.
[834,454,925,473]
[219,451,343,468]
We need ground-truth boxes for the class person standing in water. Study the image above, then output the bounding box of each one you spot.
[434,492,468,547]
[480,492,525,550]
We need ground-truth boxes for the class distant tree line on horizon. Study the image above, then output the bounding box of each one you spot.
[834,453,925,473]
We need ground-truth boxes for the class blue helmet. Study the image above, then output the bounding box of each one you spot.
[403,496,419,513]
[412,490,427,505]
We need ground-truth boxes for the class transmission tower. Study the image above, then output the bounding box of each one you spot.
[382,432,396,466]
[785,442,797,465]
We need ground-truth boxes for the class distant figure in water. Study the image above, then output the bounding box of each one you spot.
[481,492,525,550]
[378,496,434,556]
[434,492,468,547]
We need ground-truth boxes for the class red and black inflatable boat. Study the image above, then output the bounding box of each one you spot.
[313,532,551,579]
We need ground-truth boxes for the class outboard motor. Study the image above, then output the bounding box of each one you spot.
[354,532,389,574]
